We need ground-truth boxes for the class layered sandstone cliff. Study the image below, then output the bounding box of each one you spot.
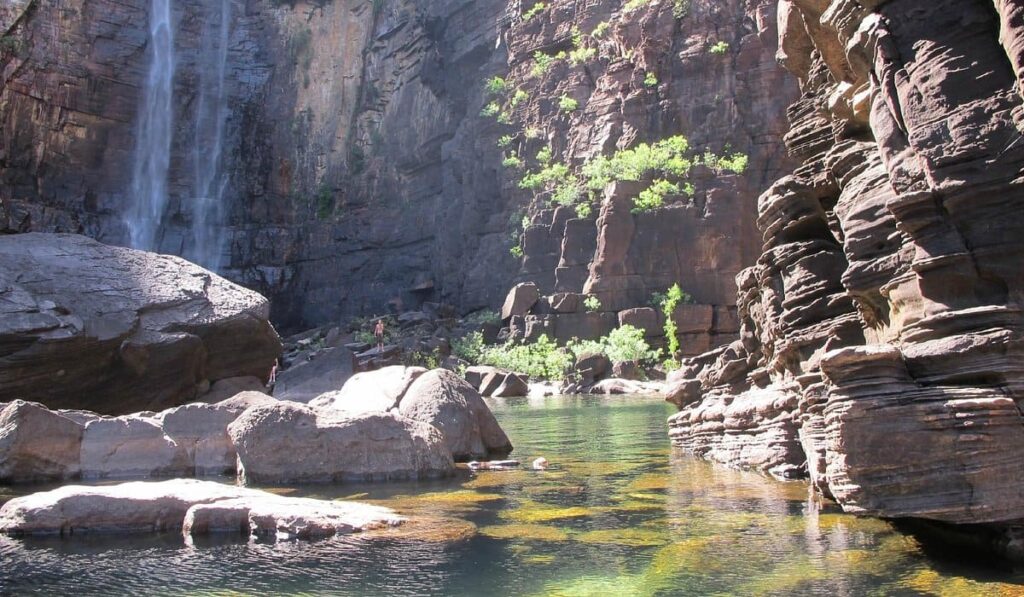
[668,0,1024,559]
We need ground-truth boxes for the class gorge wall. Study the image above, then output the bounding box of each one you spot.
[668,0,1024,558]
[0,0,798,338]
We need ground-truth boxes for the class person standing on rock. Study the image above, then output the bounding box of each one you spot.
[374,319,385,353]
[268,359,278,387]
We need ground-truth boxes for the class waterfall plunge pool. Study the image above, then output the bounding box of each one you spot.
[2,395,1022,595]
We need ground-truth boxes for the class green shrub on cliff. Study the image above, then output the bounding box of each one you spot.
[702,150,748,174]
[481,102,501,118]
[518,134,747,215]
[623,0,654,12]
[559,95,580,112]
[657,283,692,370]
[502,153,524,169]
[709,41,730,55]
[531,51,557,78]
[569,27,597,65]
[511,89,530,107]
[485,76,508,96]
[523,2,548,21]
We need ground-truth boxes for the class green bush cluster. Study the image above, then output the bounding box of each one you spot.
[479,335,573,380]
[453,331,485,363]
[709,41,730,55]
[516,135,748,215]
[466,310,501,326]
[570,325,660,365]
[569,27,597,65]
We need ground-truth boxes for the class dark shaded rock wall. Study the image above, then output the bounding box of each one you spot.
[668,0,1024,558]
[0,0,797,338]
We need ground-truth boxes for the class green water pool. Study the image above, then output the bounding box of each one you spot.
[2,395,1022,595]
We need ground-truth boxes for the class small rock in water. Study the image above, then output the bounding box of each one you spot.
[467,460,520,470]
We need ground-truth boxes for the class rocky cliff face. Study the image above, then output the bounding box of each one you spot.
[668,0,1024,559]
[493,0,799,354]
[0,0,797,337]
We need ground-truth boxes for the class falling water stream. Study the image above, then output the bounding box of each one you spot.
[125,0,174,252]
[126,0,231,268]
[185,0,232,270]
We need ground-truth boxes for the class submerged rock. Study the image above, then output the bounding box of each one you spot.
[0,479,402,540]
[0,234,281,415]
[399,369,513,461]
[228,402,455,484]
[589,379,663,396]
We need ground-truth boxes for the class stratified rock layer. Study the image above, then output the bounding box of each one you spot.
[668,0,1024,558]
[0,233,281,414]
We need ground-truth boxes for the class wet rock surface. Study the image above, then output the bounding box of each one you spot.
[667,0,1024,560]
[0,234,281,415]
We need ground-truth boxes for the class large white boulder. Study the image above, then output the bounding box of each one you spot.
[398,369,513,461]
[227,402,454,484]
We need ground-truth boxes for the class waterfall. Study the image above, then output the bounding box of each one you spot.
[185,0,232,270]
[126,0,174,252]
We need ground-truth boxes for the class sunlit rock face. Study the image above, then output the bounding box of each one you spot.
[669,0,1024,558]
[0,0,797,336]
[0,234,281,414]
[499,0,799,354]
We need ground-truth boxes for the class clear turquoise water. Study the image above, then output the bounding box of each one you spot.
[1,395,1022,595]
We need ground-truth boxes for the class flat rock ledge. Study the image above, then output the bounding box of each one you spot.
[0,480,403,540]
